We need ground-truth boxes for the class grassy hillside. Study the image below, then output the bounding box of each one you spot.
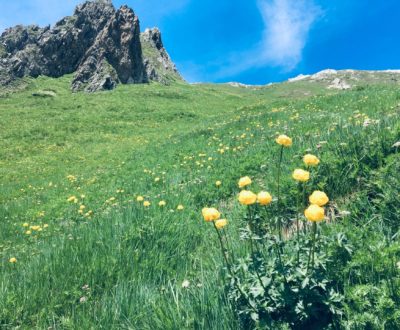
[0,74,400,328]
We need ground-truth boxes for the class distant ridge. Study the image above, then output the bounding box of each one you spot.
[0,0,182,92]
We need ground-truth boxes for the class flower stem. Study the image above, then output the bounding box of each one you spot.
[213,222,258,313]
[296,183,301,264]
[277,146,284,240]
[307,222,317,272]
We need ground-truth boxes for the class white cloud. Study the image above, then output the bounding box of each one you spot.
[214,0,321,79]
[258,0,321,69]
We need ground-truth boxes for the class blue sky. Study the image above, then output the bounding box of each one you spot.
[1,0,399,84]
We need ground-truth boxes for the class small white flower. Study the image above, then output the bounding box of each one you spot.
[392,141,400,148]
[181,280,190,288]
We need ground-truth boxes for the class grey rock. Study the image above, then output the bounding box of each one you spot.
[140,27,182,83]
[0,0,183,91]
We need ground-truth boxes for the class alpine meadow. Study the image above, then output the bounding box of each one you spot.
[1,1,400,329]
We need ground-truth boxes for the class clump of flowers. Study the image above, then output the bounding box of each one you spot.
[203,135,342,328]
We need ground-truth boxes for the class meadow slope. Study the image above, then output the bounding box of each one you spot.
[0,75,400,329]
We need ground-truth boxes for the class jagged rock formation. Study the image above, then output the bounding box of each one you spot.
[0,0,182,92]
[140,28,182,84]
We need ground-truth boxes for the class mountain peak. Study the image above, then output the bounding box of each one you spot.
[0,1,182,92]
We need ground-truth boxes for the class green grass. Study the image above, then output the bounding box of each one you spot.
[0,75,400,328]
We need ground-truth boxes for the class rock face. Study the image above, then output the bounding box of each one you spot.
[0,0,182,92]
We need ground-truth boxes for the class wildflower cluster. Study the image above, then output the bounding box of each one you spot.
[202,134,343,328]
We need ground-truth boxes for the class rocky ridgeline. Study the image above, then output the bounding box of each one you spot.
[0,0,182,92]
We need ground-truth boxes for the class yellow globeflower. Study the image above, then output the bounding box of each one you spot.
[26,231,32,235]
[30,225,41,231]
[22,223,29,227]
[275,134,292,147]
[238,190,257,205]
[177,205,184,211]
[304,205,325,222]
[215,180,222,187]
[202,207,220,222]
[158,200,166,207]
[309,191,329,206]
[292,169,310,182]
[9,257,17,263]
[257,191,272,206]
[238,176,252,188]
[215,219,228,229]
[143,201,151,207]
[303,154,320,166]
[136,196,144,202]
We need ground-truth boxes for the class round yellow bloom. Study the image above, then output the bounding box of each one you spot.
[303,154,320,166]
[202,207,220,221]
[143,201,151,207]
[30,225,41,231]
[26,231,32,235]
[9,257,17,263]
[177,205,184,211]
[309,191,329,206]
[257,191,272,206]
[238,176,252,188]
[275,134,292,147]
[136,196,144,202]
[238,190,257,205]
[215,180,222,187]
[215,219,228,229]
[292,169,310,182]
[158,200,166,207]
[22,223,29,227]
[304,204,325,222]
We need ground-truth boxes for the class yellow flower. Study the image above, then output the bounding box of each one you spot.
[304,205,325,222]
[159,200,166,207]
[238,190,257,205]
[43,224,49,228]
[67,196,78,203]
[292,169,310,182]
[238,176,252,188]
[309,191,329,206]
[202,207,220,221]
[143,201,151,207]
[30,225,41,231]
[26,231,32,235]
[79,205,86,210]
[136,196,144,202]
[9,257,17,263]
[215,219,228,229]
[257,191,272,206]
[303,154,320,166]
[155,177,160,182]
[215,180,222,187]
[275,134,292,147]
[177,205,184,211]
[22,223,29,227]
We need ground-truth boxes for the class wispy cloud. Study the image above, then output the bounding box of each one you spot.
[259,0,321,69]
[214,0,322,79]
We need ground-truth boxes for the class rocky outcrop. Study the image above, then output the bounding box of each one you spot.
[0,0,182,92]
[140,28,182,84]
